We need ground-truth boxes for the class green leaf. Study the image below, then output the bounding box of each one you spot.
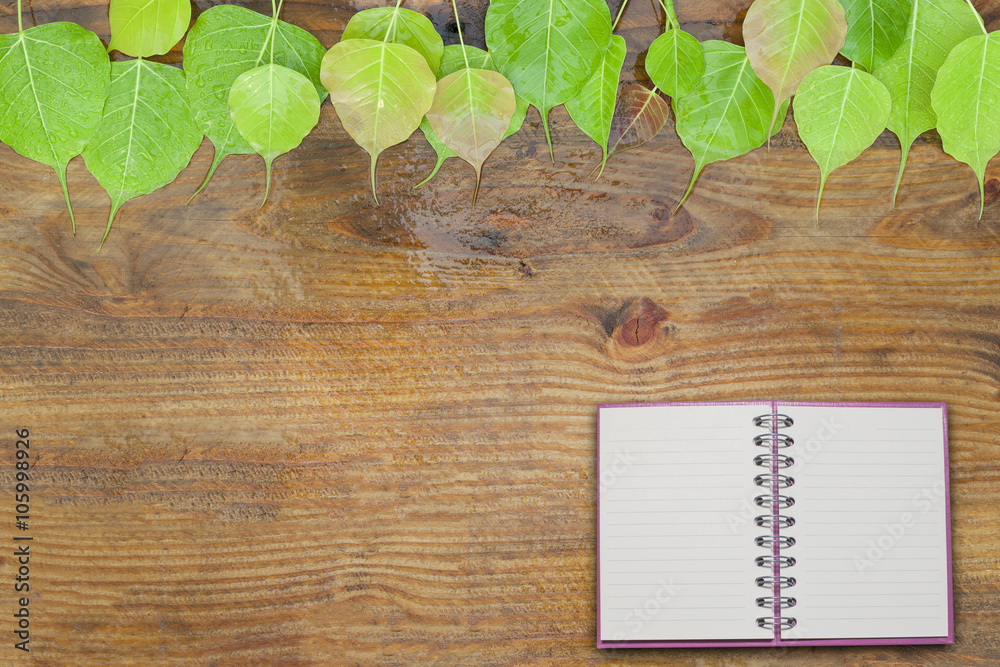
[183,4,327,199]
[674,41,788,211]
[107,0,191,58]
[321,38,436,205]
[426,68,516,202]
[229,64,321,207]
[839,0,913,71]
[82,59,202,247]
[645,29,706,99]
[872,0,982,205]
[417,44,527,187]
[743,0,847,135]
[0,21,109,230]
[931,32,1000,219]
[485,0,612,159]
[438,43,494,73]
[342,6,444,73]
[607,84,671,157]
[794,65,891,220]
[565,34,627,178]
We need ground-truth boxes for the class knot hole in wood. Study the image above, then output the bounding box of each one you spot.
[612,297,671,348]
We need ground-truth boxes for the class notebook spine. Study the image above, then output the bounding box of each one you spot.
[753,412,797,632]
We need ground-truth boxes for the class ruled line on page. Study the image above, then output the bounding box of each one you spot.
[602,574,752,581]
[781,404,949,641]
[806,591,944,597]
[800,602,943,609]
[603,439,746,445]
[815,615,937,621]
[599,403,768,642]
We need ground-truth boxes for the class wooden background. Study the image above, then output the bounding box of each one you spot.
[1,0,999,664]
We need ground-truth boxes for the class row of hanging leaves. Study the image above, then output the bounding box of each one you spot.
[0,0,326,246]
[586,0,995,220]
[0,0,998,250]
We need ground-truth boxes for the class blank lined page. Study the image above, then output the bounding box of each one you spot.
[598,403,769,642]
[782,404,950,640]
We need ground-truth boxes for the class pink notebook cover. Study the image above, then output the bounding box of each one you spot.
[596,400,953,649]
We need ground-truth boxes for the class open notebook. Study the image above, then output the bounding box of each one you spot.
[597,401,952,648]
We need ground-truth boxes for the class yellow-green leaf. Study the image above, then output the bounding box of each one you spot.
[795,65,891,220]
[321,38,436,205]
[342,6,444,73]
[108,0,191,58]
[931,32,1000,219]
[417,44,527,188]
[229,63,321,207]
[646,29,705,99]
[426,68,516,201]
[872,0,982,205]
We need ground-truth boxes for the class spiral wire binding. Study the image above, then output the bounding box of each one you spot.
[754,453,794,468]
[755,514,795,529]
[753,412,797,631]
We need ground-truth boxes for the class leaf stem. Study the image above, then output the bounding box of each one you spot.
[261,0,285,65]
[658,0,679,30]
[55,166,75,233]
[977,175,985,221]
[260,159,273,208]
[384,0,406,44]
[612,0,630,32]
[673,162,702,212]
[415,155,447,188]
[100,200,123,250]
[472,168,482,207]
[188,150,227,204]
[541,107,555,162]
[270,0,285,62]
[594,148,609,179]
[370,155,380,206]
[891,141,911,208]
[815,173,828,225]
[17,0,22,32]
[449,0,469,70]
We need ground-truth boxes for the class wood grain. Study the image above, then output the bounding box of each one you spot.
[1,0,999,664]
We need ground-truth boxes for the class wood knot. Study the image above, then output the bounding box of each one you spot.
[613,297,670,348]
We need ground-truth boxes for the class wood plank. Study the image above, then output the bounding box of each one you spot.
[1,0,998,663]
